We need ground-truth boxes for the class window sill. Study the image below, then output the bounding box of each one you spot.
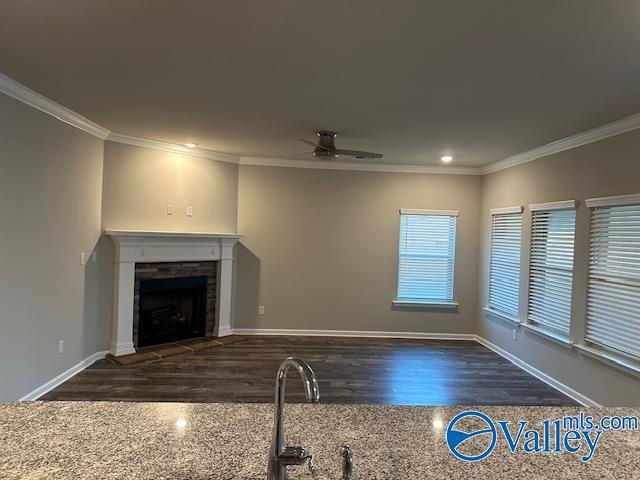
[483,307,521,325]
[521,323,572,348]
[575,344,640,378]
[392,299,459,309]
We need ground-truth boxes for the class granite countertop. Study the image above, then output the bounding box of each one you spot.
[0,402,639,479]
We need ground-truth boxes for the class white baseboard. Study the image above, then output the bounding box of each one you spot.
[19,351,108,401]
[217,326,234,337]
[475,336,600,407]
[233,328,476,341]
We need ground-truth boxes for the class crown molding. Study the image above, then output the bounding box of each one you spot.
[238,156,480,175]
[107,133,240,164]
[0,72,110,139]
[4,70,639,177]
[482,112,640,175]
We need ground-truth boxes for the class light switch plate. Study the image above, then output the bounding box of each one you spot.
[258,305,265,315]
[186,206,193,217]
[80,252,86,265]
[58,340,64,354]
[167,205,174,215]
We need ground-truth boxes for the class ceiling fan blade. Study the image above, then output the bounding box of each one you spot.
[297,138,329,150]
[335,149,384,159]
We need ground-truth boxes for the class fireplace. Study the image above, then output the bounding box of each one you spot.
[133,261,217,348]
[138,275,208,347]
[106,230,242,357]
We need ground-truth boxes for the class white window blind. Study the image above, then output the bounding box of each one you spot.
[527,203,576,334]
[585,198,640,360]
[489,207,523,317]
[397,210,457,302]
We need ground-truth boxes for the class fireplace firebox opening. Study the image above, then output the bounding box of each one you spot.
[138,276,208,347]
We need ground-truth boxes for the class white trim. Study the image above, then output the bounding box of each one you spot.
[575,344,640,378]
[104,229,243,239]
[106,231,242,355]
[585,193,640,208]
[521,322,572,347]
[475,336,600,407]
[239,156,480,175]
[109,340,135,357]
[399,208,459,217]
[392,299,458,308]
[490,205,524,215]
[107,133,240,164]
[233,328,475,341]
[482,112,640,174]
[483,307,521,325]
[529,200,577,211]
[3,67,640,177]
[216,325,234,338]
[0,73,110,139]
[19,351,108,401]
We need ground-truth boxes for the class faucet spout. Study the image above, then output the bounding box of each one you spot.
[268,357,320,480]
[278,357,320,405]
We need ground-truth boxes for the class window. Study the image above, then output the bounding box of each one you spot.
[396,209,458,304]
[527,201,577,335]
[585,194,640,361]
[488,206,523,318]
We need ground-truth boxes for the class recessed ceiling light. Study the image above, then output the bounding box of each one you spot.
[184,143,197,149]
[441,155,453,163]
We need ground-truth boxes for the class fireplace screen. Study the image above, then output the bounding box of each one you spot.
[138,275,208,347]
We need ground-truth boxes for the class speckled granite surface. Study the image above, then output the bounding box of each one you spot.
[0,402,639,479]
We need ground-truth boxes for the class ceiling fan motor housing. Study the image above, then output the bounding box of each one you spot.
[314,131,338,158]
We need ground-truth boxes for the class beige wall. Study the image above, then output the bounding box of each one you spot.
[0,93,108,402]
[5,90,640,405]
[234,165,482,333]
[478,129,640,406]
[102,142,238,233]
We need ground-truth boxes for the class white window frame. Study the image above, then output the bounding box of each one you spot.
[524,200,577,343]
[393,208,459,308]
[485,205,524,323]
[579,193,640,373]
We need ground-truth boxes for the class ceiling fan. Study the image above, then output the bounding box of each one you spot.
[298,131,383,159]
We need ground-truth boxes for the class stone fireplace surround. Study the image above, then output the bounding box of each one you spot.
[106,230,243,356]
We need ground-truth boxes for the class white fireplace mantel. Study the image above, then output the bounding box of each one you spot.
[105,230,243,356]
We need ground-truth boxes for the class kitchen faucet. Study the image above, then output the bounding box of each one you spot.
[267,357,320,480]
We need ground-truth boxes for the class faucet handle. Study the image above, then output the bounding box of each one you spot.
[340,445,352,480]
[306,453,316,474]
[280,445,316,473]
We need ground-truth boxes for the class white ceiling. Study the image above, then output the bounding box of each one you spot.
[1,1,639,167]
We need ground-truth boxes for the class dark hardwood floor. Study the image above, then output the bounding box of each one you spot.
[42,336,577,405]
